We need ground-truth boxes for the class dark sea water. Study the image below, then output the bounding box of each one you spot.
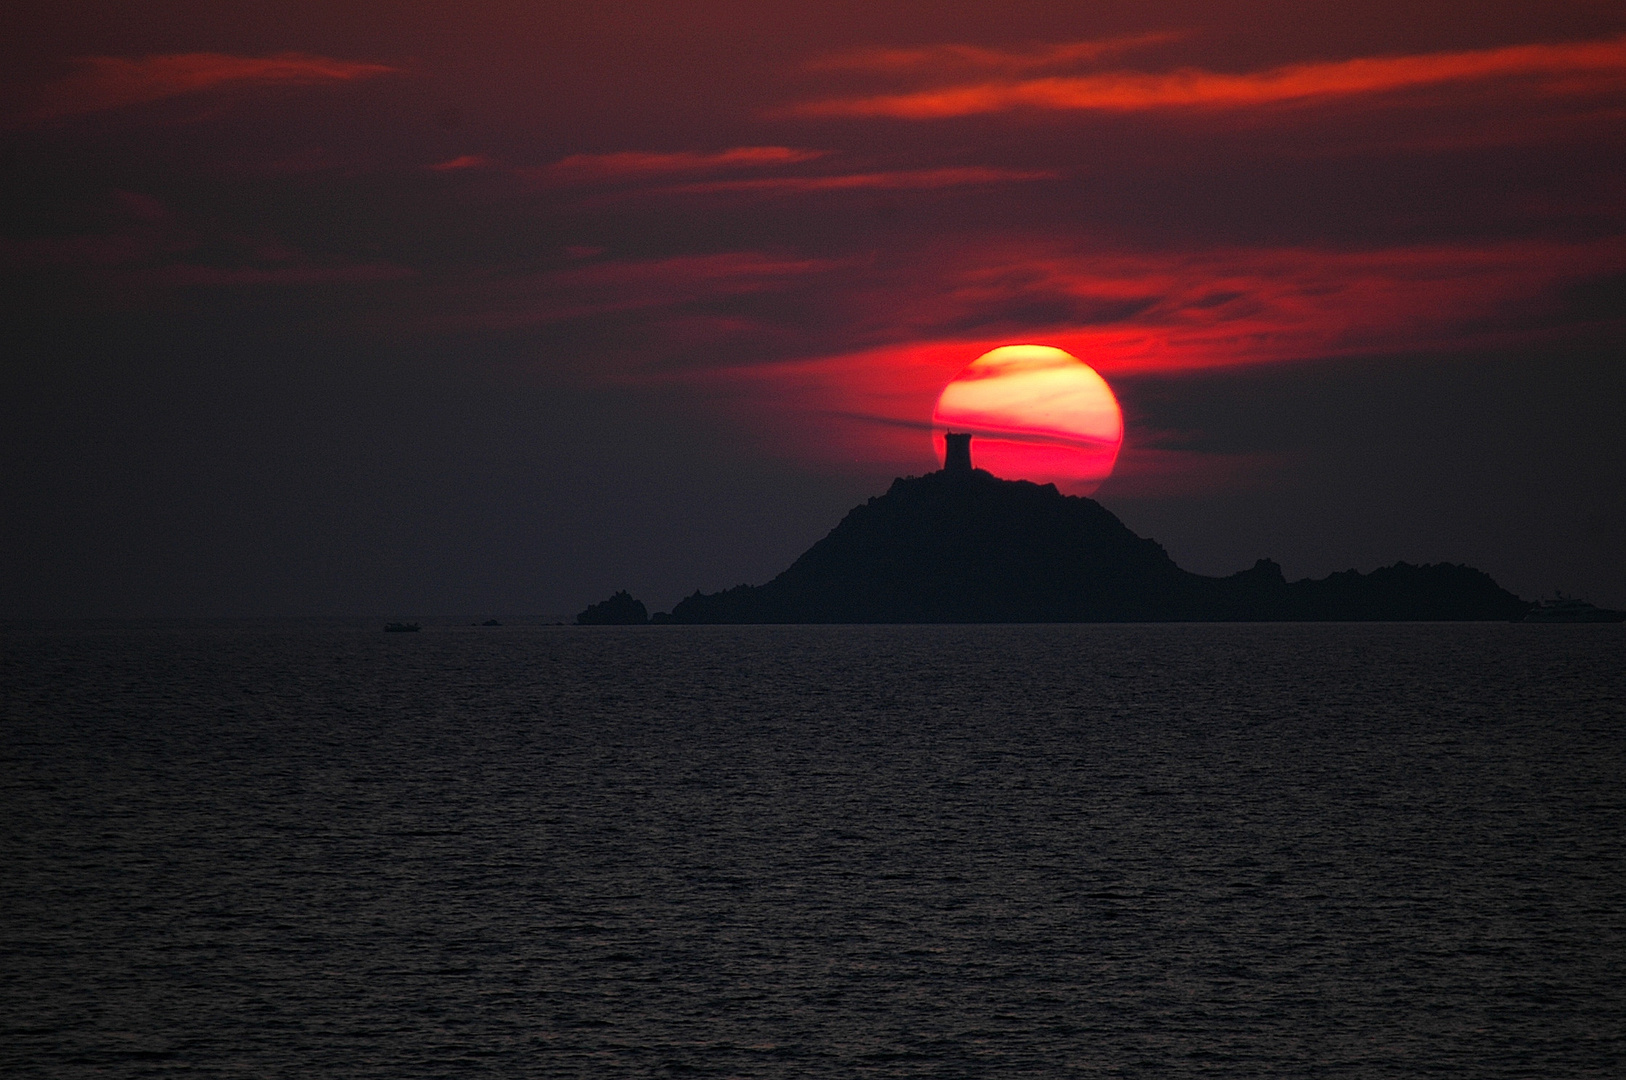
[3,621,1623,1078]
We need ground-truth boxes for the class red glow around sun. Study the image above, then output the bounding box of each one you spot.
[931,345,1123,493]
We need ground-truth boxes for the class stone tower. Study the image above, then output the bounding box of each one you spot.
[943,432,973,473]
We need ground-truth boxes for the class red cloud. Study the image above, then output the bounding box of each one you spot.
[806,33,1181,75]
[26,52,402,120]
[658,166,1057,196]
[791,35,1626,118]
[526,147,823,186]
[430,155,496,172]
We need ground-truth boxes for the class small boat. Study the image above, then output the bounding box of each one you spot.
[1522,595,1625,623]
[383,621,421,632]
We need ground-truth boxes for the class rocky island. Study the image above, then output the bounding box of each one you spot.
[578,437,1612,624]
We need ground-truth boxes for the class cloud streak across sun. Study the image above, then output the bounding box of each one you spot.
[791,35,1626,118]
[659,232,1626,477]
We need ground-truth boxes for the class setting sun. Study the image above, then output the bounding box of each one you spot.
[931,345,1123,493]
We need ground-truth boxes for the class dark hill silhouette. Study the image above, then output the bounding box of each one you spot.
[576,590,648,625]
[639,465,1533,623]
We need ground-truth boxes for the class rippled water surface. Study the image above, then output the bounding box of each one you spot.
[3,622,1624,1077]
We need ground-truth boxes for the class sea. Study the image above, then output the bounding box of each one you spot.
[2,620,1623,1078]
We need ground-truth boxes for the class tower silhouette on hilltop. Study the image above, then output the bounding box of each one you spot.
[943,432,973,473]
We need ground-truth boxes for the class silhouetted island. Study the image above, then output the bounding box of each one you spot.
[582,436,1611,624]
[576,590,649,625]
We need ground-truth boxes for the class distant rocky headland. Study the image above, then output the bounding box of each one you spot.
[576,590,649,625]
[578,443,1620,625]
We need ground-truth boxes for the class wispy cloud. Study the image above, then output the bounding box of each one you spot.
[525,147,824,186]
[429,154,496,172]
[852,238,1626,373]
[529,149,1051,204]
[0,188,413,298]
[658,166,1057,196]
[791,35,1626,118]
[25,52,402,120]
[806,33,1181,75]
[142,263,413,288]
[398,251,844,334]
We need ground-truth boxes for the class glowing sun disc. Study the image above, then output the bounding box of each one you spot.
[931,345,1123,493]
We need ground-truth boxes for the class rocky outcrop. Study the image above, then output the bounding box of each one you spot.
[658,468,1532,623]
[575,590,649,625]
